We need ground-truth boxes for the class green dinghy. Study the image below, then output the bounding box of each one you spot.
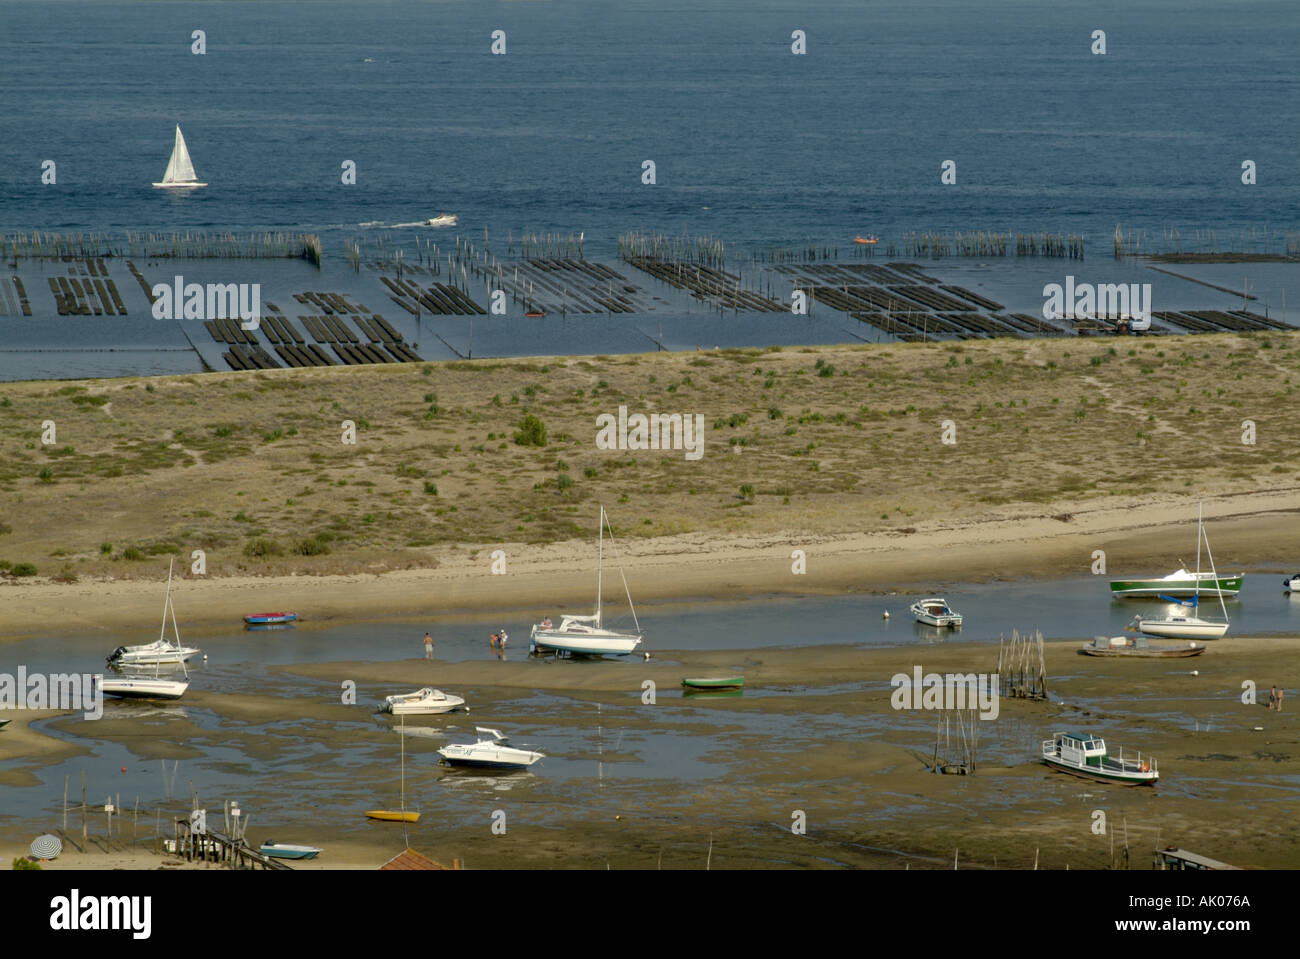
[681,676,744,692]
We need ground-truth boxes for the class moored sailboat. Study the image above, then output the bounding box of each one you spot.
[530,505,644,656]
[1131,503,1232,640]
[106,560,200,666]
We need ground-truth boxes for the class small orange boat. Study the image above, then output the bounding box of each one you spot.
[524,310,545,318]
[853,235,879,245]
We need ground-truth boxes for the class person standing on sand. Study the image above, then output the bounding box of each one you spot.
[1269,686,1277,711]
[424,632,433,660]
[1278,687,1285,713]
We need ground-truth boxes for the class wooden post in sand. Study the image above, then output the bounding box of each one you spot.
[81,770,87,850]
[63,775,68,833]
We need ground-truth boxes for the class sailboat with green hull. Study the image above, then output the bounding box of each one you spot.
[1110,506,1244,599]
[1110,572,1242,598]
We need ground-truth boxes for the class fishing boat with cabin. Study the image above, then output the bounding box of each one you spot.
[1079,635,1205,658]
[1041,731,1158,785]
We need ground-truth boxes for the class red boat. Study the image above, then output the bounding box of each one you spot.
[525,310,546,318]
[243,612,298,625]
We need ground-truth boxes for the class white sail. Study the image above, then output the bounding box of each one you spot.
[154,124,206,188]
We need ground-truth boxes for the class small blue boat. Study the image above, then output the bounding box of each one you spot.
[244,612,298,626]
[260,841,321,860]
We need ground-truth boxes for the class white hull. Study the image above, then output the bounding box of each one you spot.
[108,641,199,666]
[152,181,207,189]
[426,214,458,227]
[438,727,543,769]
[1135,616,1229,640]
[910,598,962,628]
[98,677,189,700]
[437,744,542,768]
[381,688,466,715]
[530,626,642,655]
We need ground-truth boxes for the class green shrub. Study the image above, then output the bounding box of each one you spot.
[121,546,144,562]
[12,857,41,871]
[514,414,548,447]
[295,537,331,556]
[243,539,282,559]
[11,563,38,577]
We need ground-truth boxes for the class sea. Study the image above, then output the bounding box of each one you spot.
[3,2,1300,382]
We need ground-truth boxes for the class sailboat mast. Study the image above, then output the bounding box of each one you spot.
[596,506,604,628]
[1194,502,1202,610]
[1199,507,1231,623]
[159,558,173,643]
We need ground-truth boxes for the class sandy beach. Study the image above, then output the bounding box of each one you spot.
[1,487,1299,640]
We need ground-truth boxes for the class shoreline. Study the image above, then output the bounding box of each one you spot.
[3,488,1299,639]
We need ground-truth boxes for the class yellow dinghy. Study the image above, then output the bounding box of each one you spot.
[366,810,420,823]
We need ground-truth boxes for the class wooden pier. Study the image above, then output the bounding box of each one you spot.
[170,817,292,870]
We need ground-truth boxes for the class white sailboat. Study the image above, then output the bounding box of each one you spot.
[1133,503,1231,640]
[152,124,207,189]
[529,505,644,656]
[107,559,201,666]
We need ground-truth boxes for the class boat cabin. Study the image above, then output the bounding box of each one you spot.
[1058,732,1107,767]
[1091,635,1149,651]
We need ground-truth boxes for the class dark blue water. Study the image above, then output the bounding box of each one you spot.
[3,0,1298,254]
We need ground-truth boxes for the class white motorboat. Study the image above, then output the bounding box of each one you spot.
[425,213,458,227]
[910,597,963,628]
[97,675,189,700]
[530,505,644,656]
[107,560,201,666]
[379,687,466,715]
[1284,573,1300,592]
[437,727,544,769]
[1133,503,1231,640]
[152,124,207,189]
